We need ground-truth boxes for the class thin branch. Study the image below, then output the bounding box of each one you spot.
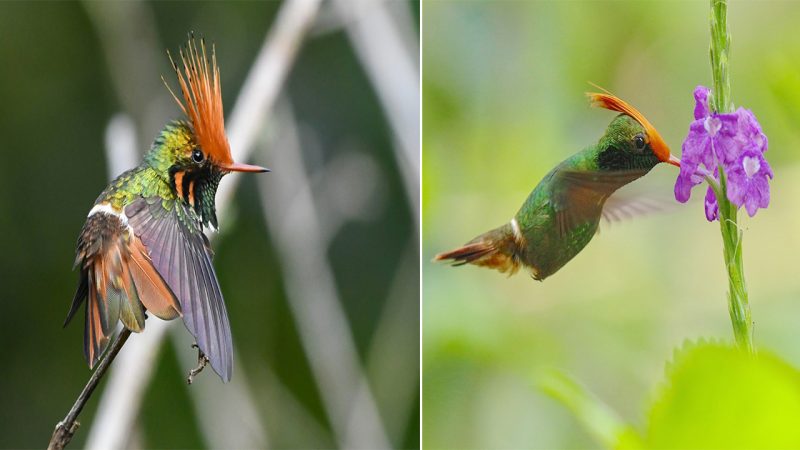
[85,319,171,450]
[47,328,132,450]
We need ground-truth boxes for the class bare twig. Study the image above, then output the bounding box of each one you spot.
[85,318,171,450]
[48,329,132,450]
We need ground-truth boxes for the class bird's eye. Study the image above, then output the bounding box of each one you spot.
[191,148,204,163]
[633,134,646,152]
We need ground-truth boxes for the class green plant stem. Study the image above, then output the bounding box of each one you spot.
[709,0,754,353]
[710,0,731,113]
[715,173,753,353]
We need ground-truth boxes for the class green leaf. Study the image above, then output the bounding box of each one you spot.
[645,342,800,449]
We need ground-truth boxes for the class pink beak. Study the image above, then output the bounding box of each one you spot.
[666,155,681,167]
[220,162,270,173]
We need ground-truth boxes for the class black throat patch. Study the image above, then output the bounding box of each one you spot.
[169,165,223,230]
[597,145,658,172]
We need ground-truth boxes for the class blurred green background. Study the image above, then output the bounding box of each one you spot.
[0,1,418,449]
[423,1,800,448]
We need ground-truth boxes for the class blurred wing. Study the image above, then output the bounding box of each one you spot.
[601,193,677,224]
[126,197,233,382]
[552,169,649,237]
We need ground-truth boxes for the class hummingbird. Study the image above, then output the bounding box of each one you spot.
[435,92,680,280]
[63,37,268,382]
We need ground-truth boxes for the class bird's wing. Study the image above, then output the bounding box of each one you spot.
[601,193,676,224]
[126,196,233,382]
[66,208,179,368]
[551,169,649,237]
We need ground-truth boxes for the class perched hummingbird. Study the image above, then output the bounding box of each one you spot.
[435,92,680,280]
[64,37,268,382]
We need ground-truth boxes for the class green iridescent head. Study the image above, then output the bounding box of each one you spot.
[595,114,661,171]
[589,91,680,168]
[139,37,269,229]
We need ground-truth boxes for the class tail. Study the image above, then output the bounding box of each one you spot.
[66,211,181,369]
[434,223,522,275]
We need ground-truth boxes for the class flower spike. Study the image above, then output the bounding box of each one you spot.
[587,88,680,167]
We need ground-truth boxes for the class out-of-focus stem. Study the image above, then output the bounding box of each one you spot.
[710,0,754,353]
[256,100,391,449]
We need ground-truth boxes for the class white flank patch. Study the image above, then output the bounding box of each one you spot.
[88,203,134,234]
[510,217,523,243]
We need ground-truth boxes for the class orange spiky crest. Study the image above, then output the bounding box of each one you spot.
[164,37,234,168]
[587,88,679,167]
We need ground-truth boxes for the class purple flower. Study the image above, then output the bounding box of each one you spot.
[726,148,773,217]
[705,183,719,222]
[674,85,772,220]
[734,107,768,155]
[694,86,710,120]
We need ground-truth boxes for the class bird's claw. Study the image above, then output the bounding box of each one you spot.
[187,343,209,385]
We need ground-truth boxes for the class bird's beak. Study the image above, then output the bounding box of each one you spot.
[220,162,271,173]
[666,154,681,167]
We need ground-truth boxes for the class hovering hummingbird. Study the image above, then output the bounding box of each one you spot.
[64,37,268,382]
[435,92,680,280]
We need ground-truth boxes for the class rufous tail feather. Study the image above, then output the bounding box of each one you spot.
[66,212,182,368]
[434,223,522,275]
[129,237,181,320]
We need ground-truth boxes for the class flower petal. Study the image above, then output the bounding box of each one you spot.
[693,86,711,120]
[685,120,716,169]
[704,185,719,222]
[726,149,771,217]
[736,107,768,154]
[711,113,740,165]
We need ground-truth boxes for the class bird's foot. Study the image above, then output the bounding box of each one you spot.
[187,343,209,385]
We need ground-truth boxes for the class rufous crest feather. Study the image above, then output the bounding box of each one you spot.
[587,86,679,166]
[163,35,234,167]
